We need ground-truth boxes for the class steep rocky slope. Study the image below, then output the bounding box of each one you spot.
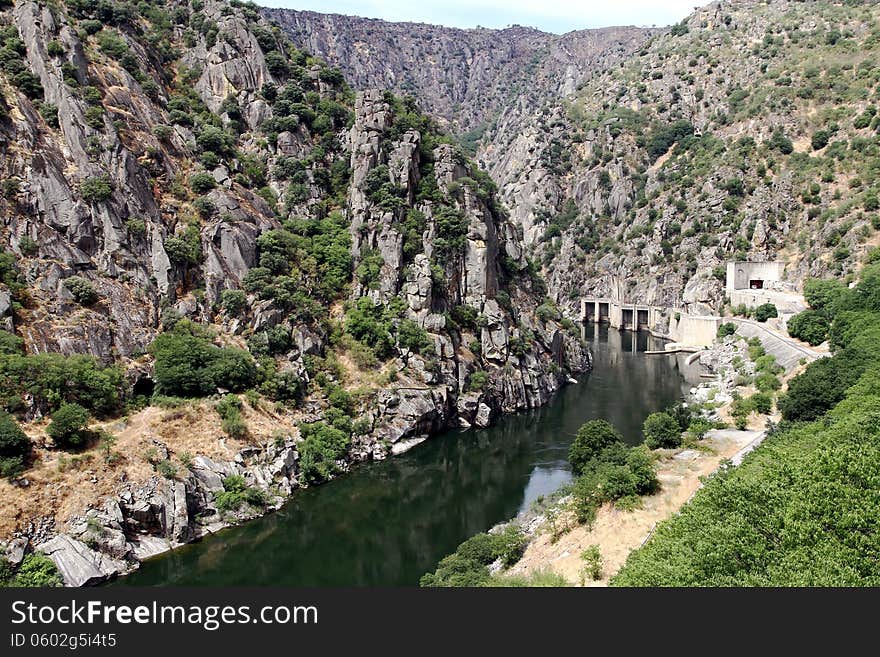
[0,0,589,560]
[492,0,880,317]
[264,8,656,138]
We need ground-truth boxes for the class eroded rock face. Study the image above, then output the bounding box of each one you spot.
[1,1,593,582]
[266,9,655,136]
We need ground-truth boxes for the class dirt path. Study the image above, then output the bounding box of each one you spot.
[507,429,762,586]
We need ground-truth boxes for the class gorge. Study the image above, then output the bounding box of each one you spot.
[1,0,879,588]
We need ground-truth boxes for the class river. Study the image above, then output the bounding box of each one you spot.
[119,326,700,586]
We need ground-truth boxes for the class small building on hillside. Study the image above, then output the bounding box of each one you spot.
[725,261,805,313]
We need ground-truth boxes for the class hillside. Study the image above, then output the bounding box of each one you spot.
[493,0,880,316]
[263,8,656,137]
[0,0,589,565]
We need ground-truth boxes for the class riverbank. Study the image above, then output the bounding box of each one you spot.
[461,326,825,586]
[506,428,764,585]
[0,352,589,586]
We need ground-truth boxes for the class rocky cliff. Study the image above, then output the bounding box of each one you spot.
[488,0,880,318]
[0,0,590,576]
[270,1,880,324]
[264,8,656,138]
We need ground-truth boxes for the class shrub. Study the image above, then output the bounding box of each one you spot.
[750,392,773,415]
[47,40,65,57]
[0,411,30,478]
[717,322,736,338]
[580,546,603,583]
[153,124,173,141]
[568,419,622,475]
[11,553,62,587]
[397,319,432,355]
[220,289,247,315]
[215,393,248,439]
[80,176,113,203]
[466,370,489,393]
[150,328,256,397]
[0,353,123,415]
[189,172,217,194]
[47,403,90,449]
[0,330,24,355]
[164,224,202,265]
[811,129,831,151]
[642,412,681,449]
[787,310,829,345]
[420,525,526,587]
[754,372,782,393]
[754,303,778,323]
[63,276,98,305]
[778,356,858,422]
[298,421,350,483]
[215,474,268,512]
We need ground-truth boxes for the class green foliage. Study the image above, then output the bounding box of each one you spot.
[0,331,23,356]
[397,319,432,355]
[9,553,62,587]
[215,474,268,512]
[778,355,859,422]
[645,120,694,160]
[0,411,29,478]
[568,419,622,475]
[243,212,352,314]
[354,249,384,287]
[754,303,778,323]
[642,412,682,449]
[717,322,737,339]
[0,353,123,416]
[787,310,829,345]
[466,370,489,393]
[420,525,526,587]
[343,297,405,359]
[164,223,202,266]
[80,176,113,203]
[571,444,658,525]
[63,276,98,305]
[804,278,846,315]
[220,289,247,316]
[754,372,782,393]
[580,545,604,583]
[189,172,217,194]
[97,29,129,60]
[150,324,256,397]
[767,129,793,154]
[297,421,350,484]
[216,394,248,440]
[47,403,90,450]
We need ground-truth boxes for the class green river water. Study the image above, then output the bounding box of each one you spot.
[119,326,699,586]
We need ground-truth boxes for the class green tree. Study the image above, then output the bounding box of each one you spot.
[0,411,30,478]
[787,310,829,345]
[754,303,778,322]
[568,419,622,475]
[47,403,90,449]
[642,412,681,449]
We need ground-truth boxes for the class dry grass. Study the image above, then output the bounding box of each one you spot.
[0,398,301,541]
[508,431,758,586]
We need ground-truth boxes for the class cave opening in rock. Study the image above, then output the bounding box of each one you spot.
[133,376,155,398]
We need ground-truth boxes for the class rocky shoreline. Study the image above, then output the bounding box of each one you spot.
[2,356,590,587]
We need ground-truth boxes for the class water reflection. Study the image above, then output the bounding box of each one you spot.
[119,326,694,587]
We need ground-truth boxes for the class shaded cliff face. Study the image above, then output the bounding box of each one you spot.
[0,0,587,441]
[263,8,656,137]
